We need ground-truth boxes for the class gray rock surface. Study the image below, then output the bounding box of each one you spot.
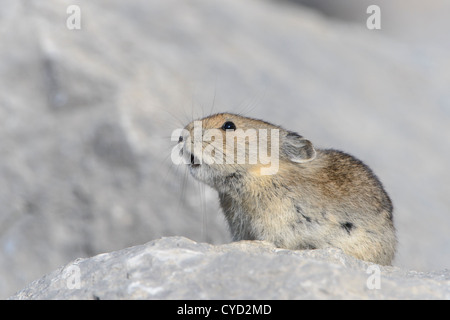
[1,0,450,298]
[291,0,450,48]
[9,237,450,300]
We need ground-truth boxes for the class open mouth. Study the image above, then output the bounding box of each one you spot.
[190,153,200,168]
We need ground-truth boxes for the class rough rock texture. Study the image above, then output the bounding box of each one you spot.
[1,0,450,298]
[9,237,450,300]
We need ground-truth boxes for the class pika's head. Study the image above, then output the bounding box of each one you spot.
[175,113,316,189]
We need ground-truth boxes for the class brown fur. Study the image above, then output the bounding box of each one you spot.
[179,113,397,265]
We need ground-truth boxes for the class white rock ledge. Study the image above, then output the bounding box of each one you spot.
[9,237,450,300]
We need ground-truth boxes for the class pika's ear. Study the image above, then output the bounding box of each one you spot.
[281,132,316,163]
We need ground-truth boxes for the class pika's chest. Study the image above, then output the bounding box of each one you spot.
[218,192,308,248]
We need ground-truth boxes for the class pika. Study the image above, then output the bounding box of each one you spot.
[177,113,396,265]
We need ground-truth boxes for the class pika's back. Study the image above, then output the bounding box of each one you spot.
[303,149,393,218]
[179,113,396,265]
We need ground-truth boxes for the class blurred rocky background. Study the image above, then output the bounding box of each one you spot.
[0,0,449,298]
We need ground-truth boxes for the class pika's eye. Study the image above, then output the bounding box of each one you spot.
[178,136,183,143]
[221,121,236,131]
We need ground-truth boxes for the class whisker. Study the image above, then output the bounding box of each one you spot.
[174,165,189,217]
[199,180,207,242]
[237,87,268,117]
[160,108,186,129]
[209,77,218,117]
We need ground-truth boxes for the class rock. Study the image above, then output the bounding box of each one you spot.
[9,237,450,300]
